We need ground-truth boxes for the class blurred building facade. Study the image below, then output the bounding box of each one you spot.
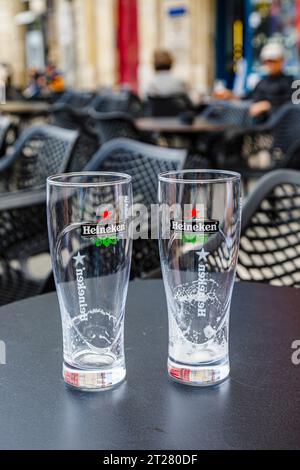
[216,0,300,89]
[1,0,299,95]
[138,0,216,95]
[0,0,216,93]
[0,0,26,87]
[51,0,217,94]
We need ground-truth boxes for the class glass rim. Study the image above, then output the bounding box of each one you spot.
[47,171,132,188]
[158,169,241,184]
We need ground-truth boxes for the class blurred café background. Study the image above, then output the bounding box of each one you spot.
[1,0,300,306]
[1,0,299,98]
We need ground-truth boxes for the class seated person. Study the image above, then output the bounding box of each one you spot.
[146,49,188,97]
[249,42,294,121]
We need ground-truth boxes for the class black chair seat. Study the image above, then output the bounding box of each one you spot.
[237,169,300,287]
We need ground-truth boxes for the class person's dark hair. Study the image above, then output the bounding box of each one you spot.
[34,71,43,80]
[153,50,173,71]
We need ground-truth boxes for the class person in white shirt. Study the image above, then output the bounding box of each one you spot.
[146,49,188,97]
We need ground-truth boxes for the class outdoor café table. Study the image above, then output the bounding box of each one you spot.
[0,101,50,117]
[0,279,300,450]
[135,117,231,134]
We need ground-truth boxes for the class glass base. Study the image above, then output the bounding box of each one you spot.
[168,356,229,387]
[63,361,126,391]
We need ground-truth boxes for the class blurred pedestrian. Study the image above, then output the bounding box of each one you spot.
[46,63,65,94]
[146,49,188,96]
[23,69,46,99]
[249,42,294,121]
[23,64,65,100]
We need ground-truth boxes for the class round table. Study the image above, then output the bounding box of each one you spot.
[0,280,300,450]
[0,101,50,116]
[135,117,231,134]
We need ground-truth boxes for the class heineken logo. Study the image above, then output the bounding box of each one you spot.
[81,206,126,240]
[80,207,126,249]
[73,252,88,316]
[81,222,126,238]
[170,219,219,234]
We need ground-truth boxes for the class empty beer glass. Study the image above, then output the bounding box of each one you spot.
[158,170,241,386]
[47,172,132,391]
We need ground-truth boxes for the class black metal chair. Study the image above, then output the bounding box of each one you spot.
[202,100,252,126]
[146,93,194,117]
[237,169,300,287]
[214,104,300,183]
[86,138,187,278]
[88,110,147,144]
[0,138,186,304]
[0,188,47,305]
[54,90,95,108]
[49,104,100,171]
[49,102,80,130]
[0,124,79,305]
[0,124,78,305]
[139,169,300,284]
[0,125,79,192]
[90,90,144,117]
[188,101,252,167]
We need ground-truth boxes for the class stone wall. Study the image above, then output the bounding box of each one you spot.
[0,0,26,87]
[0,0,216,92]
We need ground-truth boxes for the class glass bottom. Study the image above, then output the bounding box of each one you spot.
[63,361,126,391]
[168,356,229,387]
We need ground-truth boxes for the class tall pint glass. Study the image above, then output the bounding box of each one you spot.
[158,170,241,386]
[47,172,132,391]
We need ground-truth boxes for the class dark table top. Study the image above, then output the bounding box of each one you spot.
[0,280,300,450]
[0,101,50,115]
[135,117,231,134]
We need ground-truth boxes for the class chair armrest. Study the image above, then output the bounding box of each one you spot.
[0,187,46,211]
[49,102,88,118]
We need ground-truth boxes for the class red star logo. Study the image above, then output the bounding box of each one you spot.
[98,210,111,223]
[185,208,200,219]
[191,208,199,218]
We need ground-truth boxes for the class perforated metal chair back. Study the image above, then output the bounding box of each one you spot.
[0,125,78,192]
[86,138,186,202]
[202,101,252,127]
[0,189,47,305]
[50,105,77,130]
[0,124,79,304]
[267,104,300,161]
[147,93,193,117]
[88,111,141,144]
[86,138,187,277]
[237,170,300,287]
[55,91,95,108]
[90,90,143,117]
[222,104,300,179]
[49,105,100,171]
